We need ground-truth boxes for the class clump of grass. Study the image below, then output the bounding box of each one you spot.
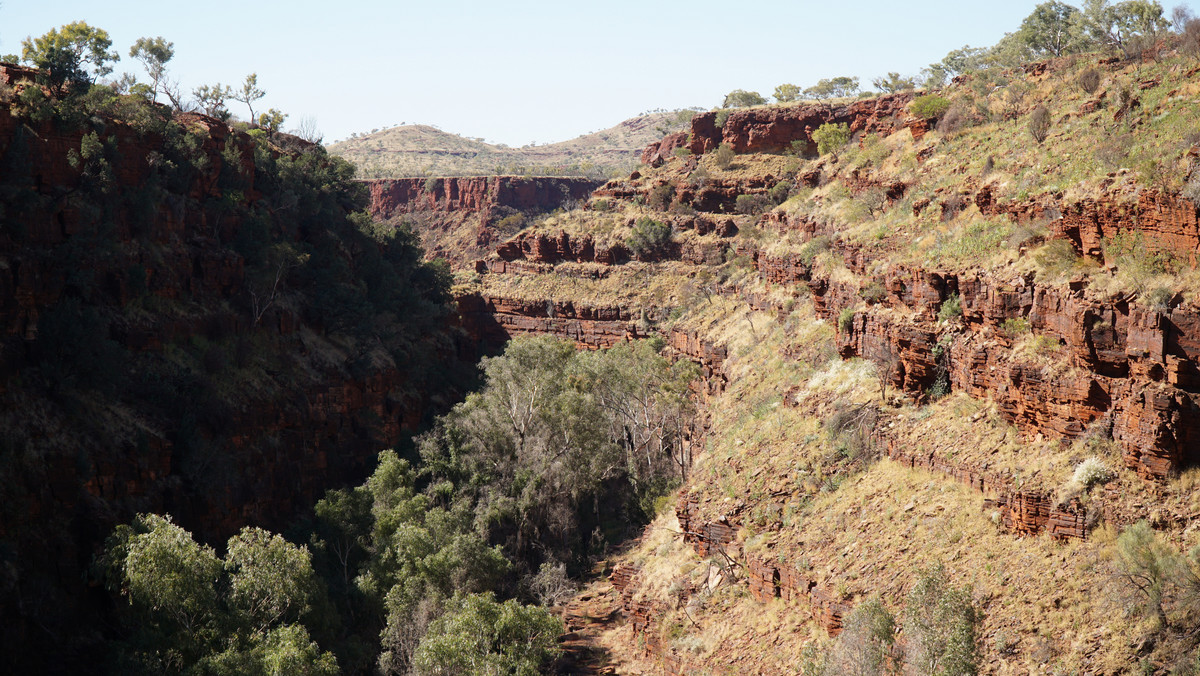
[1000,317,1031,336]
[1073,457,1116,489]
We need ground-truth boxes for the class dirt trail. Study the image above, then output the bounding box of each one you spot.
[555,573,624,675]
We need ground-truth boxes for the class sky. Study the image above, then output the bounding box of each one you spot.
[3,1,1198,146]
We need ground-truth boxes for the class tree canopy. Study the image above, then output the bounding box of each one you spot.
[20,21,118,90]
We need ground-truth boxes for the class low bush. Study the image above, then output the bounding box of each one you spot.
[910,94,951,120]
[798,235,832,265]
[1145,286,1174,311]
[1029,105,1052,144]
[812,123,850,156]
[903,565,980,675]
[626,217,673,259]
[1000,317,1031,335]
[859,282,885,304]
[938,293,962,322]
[1072,457,1115,488]
[1077,68,1101,94]
[714,142,735,169]
[735,193,770,215]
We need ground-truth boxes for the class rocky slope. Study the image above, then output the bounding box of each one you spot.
[364,175,601,266]
[449,48,1200,673]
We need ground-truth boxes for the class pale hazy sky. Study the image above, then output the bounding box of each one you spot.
[3,1,1197,146]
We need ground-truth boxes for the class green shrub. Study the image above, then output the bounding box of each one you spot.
[714,142,735,169]
[714,109,731,129]
[735,193,770,215]
[647,182,675,210]
[827,596,896,675]
[1001,317,1031,335]
[1034,239,1079,276]
[903,564,980,676]
[412,592,562,676]
[768,180,792,205]
[859,282,885,304]
[812,122,850,156]
[938,293,962,322]
[722,89,766,108]
[798,235,831,265]
[626,217,673,259]
[1112,521,1175,626]
[910,94,951,120]
[423,176,439,193]
[672,147,693,158]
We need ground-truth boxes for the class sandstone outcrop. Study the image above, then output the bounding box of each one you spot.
[640,92,915,163]
[364,176,602,266]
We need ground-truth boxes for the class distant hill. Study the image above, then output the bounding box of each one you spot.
[328,110,696,179]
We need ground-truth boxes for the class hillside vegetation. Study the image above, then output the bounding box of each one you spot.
[456,4,1200,673]
[329,111,694,179]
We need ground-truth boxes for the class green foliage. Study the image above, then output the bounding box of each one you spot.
[107,514,222,640]
[859,282,886,304]
[735,193,770,215]
[1104,229,1172,288]
[21,21,118,91]
[826,596,896,675]
[713,109,731,129]
[627,216,673,259]
[722,89,766,108]
[1144,286,1174,310]
[233,72,267,121]
[129,36,174,103]
[412,592,562,676]
[193,83,233,120]
[257,108,288,133]
[1001,317,1032,335]
[938,293,962,322]
[1016,1,1084,57]
[226,528,320,633]
[910,94,952,120]
[838,308,856,332]
[803,76,860,100]
[798,235,832,266]
[647,182,675,210]
[1112,520,1175,625]
[714,141,735,169]
[1034,239,1080,277]
[774,83,801,103]
[903,564,980,676]
[1075,0,1169,54]
[929,219,1014,266]
[812,122,850,157]
[871,72,916,93]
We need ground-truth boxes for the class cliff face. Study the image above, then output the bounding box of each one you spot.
[364,176,602,266]
[641,92,916,165]
[0,97,464,670]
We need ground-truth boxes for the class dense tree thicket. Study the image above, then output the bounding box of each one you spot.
[100,336,699,674]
